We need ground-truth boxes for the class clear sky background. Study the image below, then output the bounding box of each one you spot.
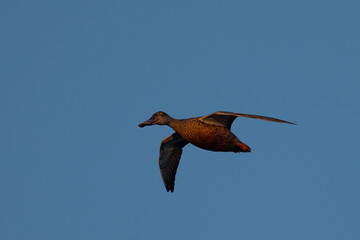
[1,0,359,239]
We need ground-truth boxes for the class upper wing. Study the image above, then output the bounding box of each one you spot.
[159,133,188,192]
[200,111,296,129]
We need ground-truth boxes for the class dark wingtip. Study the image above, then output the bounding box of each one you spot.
[165,185,174,193]
[281,120,297,125]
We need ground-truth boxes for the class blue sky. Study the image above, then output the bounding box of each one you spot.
[1,0,359,239]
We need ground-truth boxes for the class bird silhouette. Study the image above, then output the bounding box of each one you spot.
[139,111,295,192]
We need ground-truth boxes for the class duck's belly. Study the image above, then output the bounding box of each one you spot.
[177,124,240,152]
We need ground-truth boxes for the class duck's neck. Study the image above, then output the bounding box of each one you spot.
[168,118,187,133]
[167,117,180,128]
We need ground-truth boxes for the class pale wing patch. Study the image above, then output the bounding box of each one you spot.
[199,113,236,129]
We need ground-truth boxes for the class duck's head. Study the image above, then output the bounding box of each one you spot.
[138,111,172,127]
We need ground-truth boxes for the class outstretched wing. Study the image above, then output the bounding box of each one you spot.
[200,111,296,129]
[159,133,188,192]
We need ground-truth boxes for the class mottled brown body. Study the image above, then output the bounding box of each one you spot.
[169,118,249,152]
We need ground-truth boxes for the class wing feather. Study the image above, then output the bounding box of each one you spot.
[159,133,188,192]
[200,111,296,128]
